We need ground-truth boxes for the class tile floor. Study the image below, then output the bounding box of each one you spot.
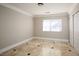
[0,39,79,56]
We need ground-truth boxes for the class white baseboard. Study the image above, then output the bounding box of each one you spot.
[0,37,33,54]
[33,37,69,42]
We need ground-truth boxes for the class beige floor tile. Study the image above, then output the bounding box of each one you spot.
[0,39,79,56]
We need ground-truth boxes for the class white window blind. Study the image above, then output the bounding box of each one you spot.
[43,19,62,32]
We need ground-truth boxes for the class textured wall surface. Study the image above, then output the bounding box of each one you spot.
[34,14,69,40]
[0,5,33,49]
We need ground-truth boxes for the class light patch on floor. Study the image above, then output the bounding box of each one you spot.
[0,39,79,56]
[41,47,62,56]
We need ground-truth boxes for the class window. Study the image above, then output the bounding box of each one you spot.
[43,19,62,32]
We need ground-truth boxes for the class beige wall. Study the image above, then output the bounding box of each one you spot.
[0,5,33,49]
[34,13,69,40]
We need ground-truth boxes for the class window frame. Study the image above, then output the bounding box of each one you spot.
[42,19,62,32]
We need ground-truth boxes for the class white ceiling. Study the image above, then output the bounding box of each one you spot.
[1,3,77,16]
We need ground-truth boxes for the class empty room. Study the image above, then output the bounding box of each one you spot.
[0,3,79,56]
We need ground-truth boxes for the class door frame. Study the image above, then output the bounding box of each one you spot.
[73,11,79,48]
